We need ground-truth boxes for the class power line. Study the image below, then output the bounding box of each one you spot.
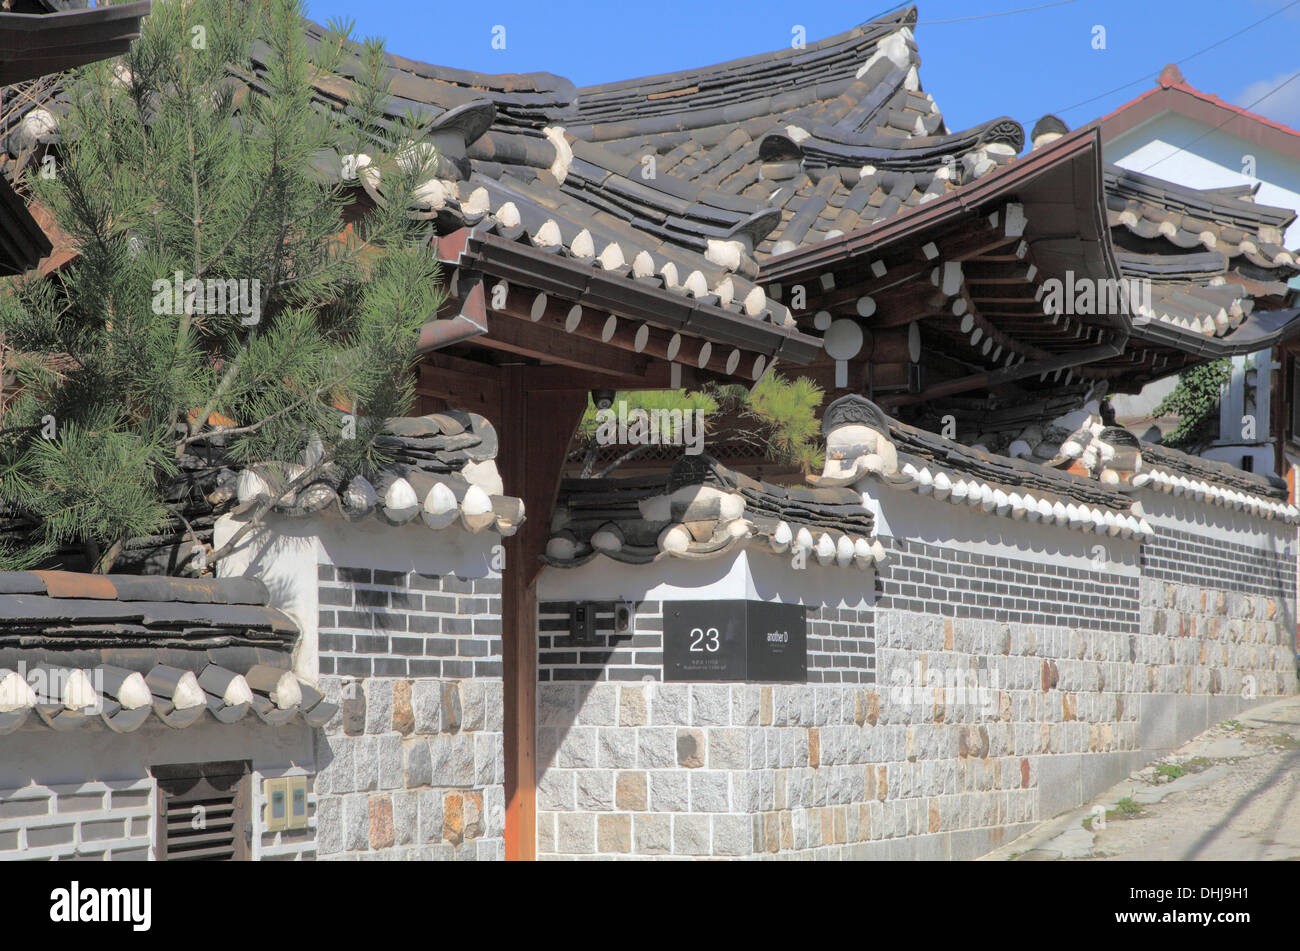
[862,0,1078,30]
[916,0,1078,26]
[1136,68,1300,173]
[1053,0,1300,115]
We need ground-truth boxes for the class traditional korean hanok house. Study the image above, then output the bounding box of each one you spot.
[3,3,1298,861]
[2,9,822,859]
[515,10,1300,858]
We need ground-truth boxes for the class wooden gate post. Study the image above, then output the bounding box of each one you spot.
[501,368,586,860]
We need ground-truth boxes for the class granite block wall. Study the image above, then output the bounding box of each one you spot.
[314,565,505,860]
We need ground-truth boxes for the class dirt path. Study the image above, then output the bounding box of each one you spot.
[982,696,1300,861]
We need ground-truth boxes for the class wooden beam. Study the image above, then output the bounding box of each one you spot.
[480,311,651,377]
[522,362,698,392]
[417,358,505,408]
[496,290,768,382]
[962,261,1038,284]
[798,224,1020,314]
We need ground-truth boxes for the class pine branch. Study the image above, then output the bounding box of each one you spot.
[598,444,652,478]
[205,456,330,566]
[178,376,338,448]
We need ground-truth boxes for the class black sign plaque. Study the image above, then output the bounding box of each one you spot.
[745,600,807,683]
[663,600,807,683]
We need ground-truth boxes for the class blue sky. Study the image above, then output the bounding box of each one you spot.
[302,0,1300,139]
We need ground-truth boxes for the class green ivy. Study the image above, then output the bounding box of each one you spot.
[1153,359,1230,449]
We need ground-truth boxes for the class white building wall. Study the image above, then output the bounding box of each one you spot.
[1107,115,1300,247]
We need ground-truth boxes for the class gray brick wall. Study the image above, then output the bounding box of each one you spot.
[807,605,874,684]
[319,566,503,679]
[877,539,1141,634]
[539,600,874,685]
[538,601,663,682]
[0,778,153,861]
[1142,524,1297,605]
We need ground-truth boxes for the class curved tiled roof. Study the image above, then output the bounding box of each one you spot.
[983,403,1300,522]
[276,24,807,333]
[0,0,151,274]
[811,395,1154,538]
[545,454,883,570]
[228,410,524,536]
[252,6,1034,336]
[559,8,1023,258]
[0,571,336,733]
[8,5,1298,412]
[1139,440,1286,497]
[1104,164,1298,350]
[0,408,520,575]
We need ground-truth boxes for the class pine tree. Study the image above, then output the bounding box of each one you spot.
[0,0,444,572]
[574,373,826,477]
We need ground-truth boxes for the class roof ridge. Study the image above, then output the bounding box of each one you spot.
[571,7,917,98]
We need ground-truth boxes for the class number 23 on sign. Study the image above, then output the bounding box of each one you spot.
[689,627,720,652]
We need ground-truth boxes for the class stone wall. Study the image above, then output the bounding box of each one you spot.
[533,482,1298,860]
[536,682,759,858]
[535,589,882,859]
[314,564,505,860]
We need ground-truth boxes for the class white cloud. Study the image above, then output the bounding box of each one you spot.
[1235,71,1300,129]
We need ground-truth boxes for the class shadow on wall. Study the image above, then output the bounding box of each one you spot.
[535,549,876,778]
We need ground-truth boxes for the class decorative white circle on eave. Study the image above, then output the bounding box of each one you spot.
[824,319,864,361]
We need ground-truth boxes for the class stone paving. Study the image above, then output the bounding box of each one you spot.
[982,695,1300,861]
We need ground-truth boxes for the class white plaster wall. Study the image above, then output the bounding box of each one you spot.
[536,548,872,612]
[216,513,321,685]
[867,482,1143,576]
[1136,487,1296,552]
[1107,116,1300,247]
[1110,375,1180,437]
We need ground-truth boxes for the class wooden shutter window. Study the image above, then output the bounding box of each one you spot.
[153,761,251,861]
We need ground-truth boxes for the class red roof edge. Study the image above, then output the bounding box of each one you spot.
[1087,67,1300,159]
